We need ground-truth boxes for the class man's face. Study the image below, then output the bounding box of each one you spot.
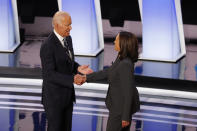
[57,16,72,37]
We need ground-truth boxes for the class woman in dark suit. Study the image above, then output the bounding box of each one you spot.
[85,31,140,131]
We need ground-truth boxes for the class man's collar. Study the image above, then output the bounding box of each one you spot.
[53,29,64,42]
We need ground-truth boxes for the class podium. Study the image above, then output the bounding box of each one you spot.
[138,0,186,62]
[57,0,104,56]
[0,0,20,52]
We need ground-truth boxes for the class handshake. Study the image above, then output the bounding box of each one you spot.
[74,65,93,85]
[74,74,86,85]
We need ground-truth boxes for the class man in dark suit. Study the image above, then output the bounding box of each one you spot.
[40,11,92,131]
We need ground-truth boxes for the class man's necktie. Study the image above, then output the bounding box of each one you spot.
[63,37,72,60]
[63,37,69,49]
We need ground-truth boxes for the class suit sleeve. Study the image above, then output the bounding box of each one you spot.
[40,43,74,88]
[86,67,110,83]
[119,62,134,121]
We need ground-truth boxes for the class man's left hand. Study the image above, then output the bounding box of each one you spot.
[78,65,93,75]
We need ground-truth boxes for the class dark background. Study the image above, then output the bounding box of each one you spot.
[17,0,197,26]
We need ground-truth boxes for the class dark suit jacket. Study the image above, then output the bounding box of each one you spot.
[87,57,140,121]
[40,32,79,108]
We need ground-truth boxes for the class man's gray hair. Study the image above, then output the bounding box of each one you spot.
[52,11,70,27]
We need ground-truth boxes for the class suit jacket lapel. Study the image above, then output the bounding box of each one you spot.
[51,32,73,63]
[66,38,75,70]
[52,33,75,71]
[66,36,75,62]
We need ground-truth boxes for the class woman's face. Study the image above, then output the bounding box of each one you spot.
[114,34,120,52]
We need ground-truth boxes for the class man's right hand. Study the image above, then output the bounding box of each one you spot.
[74,74,86,85]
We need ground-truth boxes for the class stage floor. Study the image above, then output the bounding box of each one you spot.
[0,80,197,131]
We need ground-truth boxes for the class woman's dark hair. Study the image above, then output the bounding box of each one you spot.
[118,31,139,62]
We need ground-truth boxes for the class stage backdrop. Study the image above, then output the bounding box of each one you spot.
[0,0,20,52]
[57,0,104,56]
[138,0,186,62]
